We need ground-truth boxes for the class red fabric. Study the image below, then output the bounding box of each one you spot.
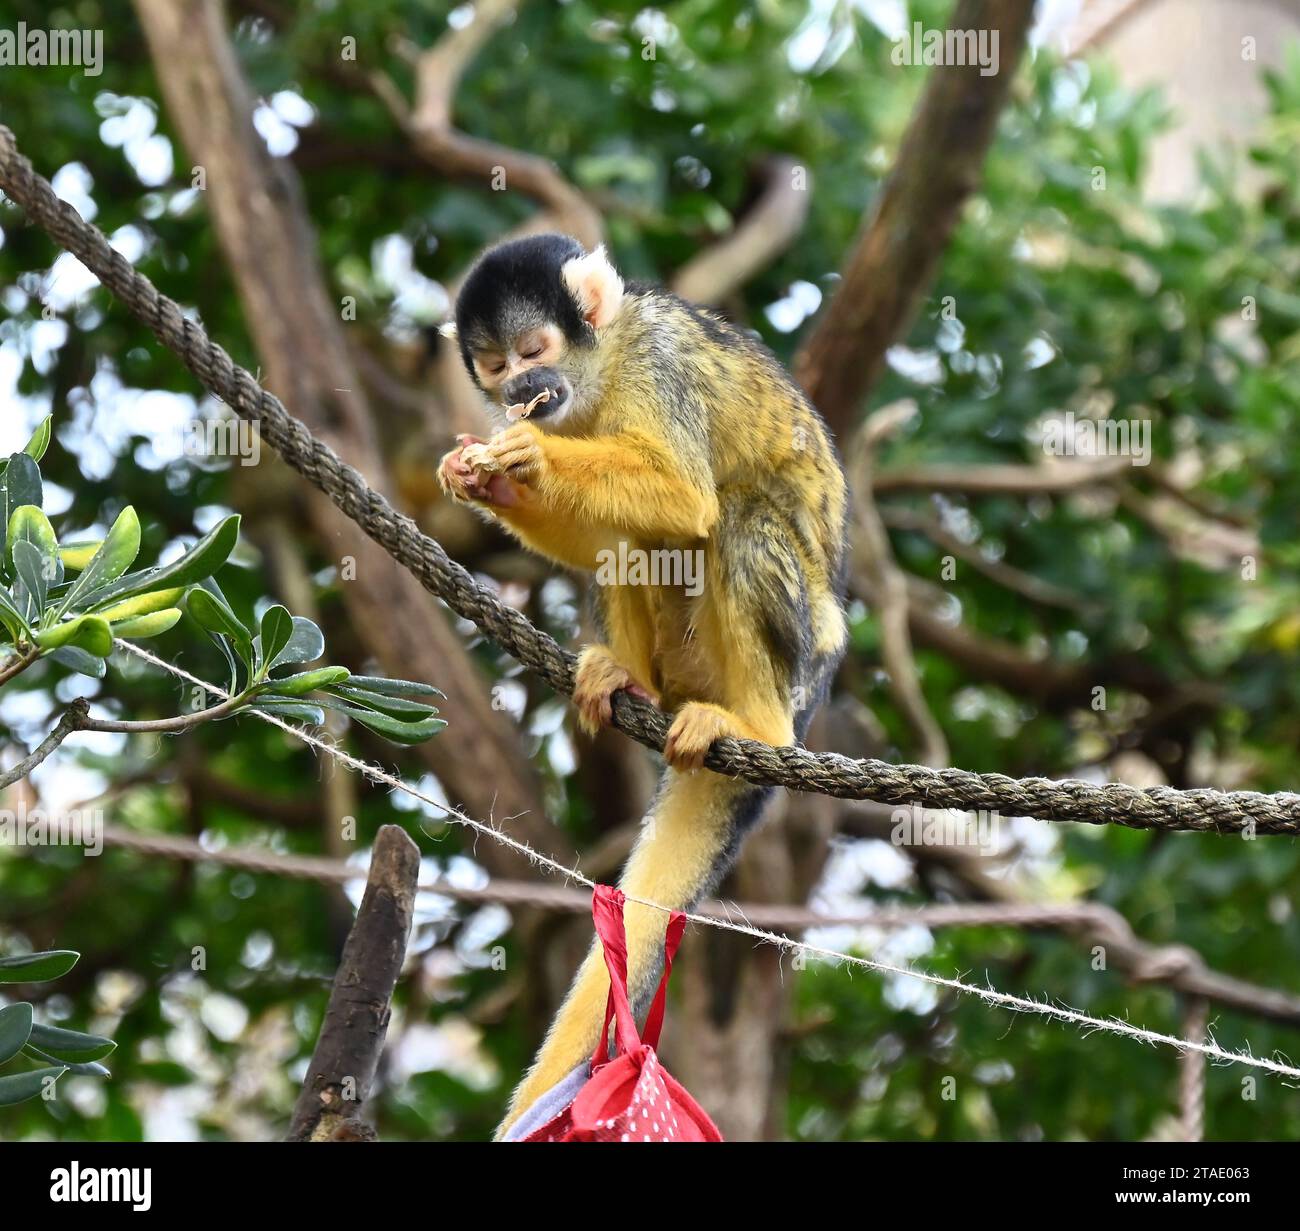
[521,886,722,1142]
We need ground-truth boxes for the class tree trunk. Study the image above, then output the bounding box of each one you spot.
[132,0,566,878]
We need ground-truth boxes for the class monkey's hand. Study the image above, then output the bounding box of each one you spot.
[461,423,547,487]
[438,435,527,507]
[573,645,658,736]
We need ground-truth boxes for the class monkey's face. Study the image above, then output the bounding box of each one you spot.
[468,325,574,423]
[451,234,626,428]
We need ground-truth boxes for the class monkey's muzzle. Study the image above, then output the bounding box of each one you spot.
[502,367,570,420]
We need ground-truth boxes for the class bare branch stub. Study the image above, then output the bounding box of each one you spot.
[0,699,90,791]
[286,824,420,1141]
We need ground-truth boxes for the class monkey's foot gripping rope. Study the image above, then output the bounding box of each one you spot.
[3,124,1300,836]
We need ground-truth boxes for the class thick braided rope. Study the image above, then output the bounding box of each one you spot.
[4,124,1300,835]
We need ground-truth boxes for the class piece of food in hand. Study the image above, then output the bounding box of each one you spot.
[506,388,551,422]
[459,441,500,473]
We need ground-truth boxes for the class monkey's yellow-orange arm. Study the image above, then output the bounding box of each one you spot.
[522,430,719,543]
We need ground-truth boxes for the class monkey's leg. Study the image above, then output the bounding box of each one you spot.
[571,585,662,733]
[658,553,800,771]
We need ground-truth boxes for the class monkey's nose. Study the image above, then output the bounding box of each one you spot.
[502,369,555,406]
[502,368,568,417]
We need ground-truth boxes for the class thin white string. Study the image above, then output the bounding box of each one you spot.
[109,638,1300,1083]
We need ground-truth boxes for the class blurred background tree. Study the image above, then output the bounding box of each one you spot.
[1,0,1298,1141]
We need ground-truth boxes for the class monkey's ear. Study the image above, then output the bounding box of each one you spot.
[439,320,459,340]
[562,245,624,330]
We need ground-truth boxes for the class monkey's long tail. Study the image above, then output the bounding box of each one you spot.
[495,767,770,1138]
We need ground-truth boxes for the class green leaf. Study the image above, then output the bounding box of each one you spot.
[50,646,107,678]
[196,579,243,692]
[96,587,185,623]
[0,453,42,572]
[0,579,32,641]
[78,514,241,609]
[0,1002,34,1063]
[264,665,351,696]
[28,1022,116,1063]
[209,630,240,694]
[325,701,447,745]
[12,540,49,624]
[33,614,112,658]
[22,415,53,462]
[186,587,253,665]
[8,504,60,587]
[0,1065,67,1105]
[58,506,141,616]
[251,699,326,726]
[344,674,446,699]
[259,604,293,672]
[111,608,182,638]
[269,615,325,670]
[329,684,439,720]
[59,540,103,572]
[22,1044,111,1078]
[353,708,447,745]
[0,950,79,982]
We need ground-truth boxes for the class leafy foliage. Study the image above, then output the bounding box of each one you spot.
[0,420,444,743]
[1,417,237,678]
[0,950,116,1106]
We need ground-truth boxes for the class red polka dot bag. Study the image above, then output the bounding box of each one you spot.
[518,884,723,1142]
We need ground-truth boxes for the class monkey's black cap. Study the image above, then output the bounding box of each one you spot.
[454,234,592,377]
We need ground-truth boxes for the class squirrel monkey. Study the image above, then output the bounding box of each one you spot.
[438,235,848,1137]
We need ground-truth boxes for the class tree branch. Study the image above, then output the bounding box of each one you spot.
[671,156,811,305]
[838,800,1300,1029]
[848,404,949,765]
[286,824,419,1140]
[406,0,518,133]
[847,558,1190,710]
[1118,486,1259,570]
[0,700,89,790]
[880,504,1101,614]
[80,691,248,733]
[393,0,603,249]
[90,815,1300,1032]
[795,0,1038,436]
[873,454,1134,495]
[0,648,40,687]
